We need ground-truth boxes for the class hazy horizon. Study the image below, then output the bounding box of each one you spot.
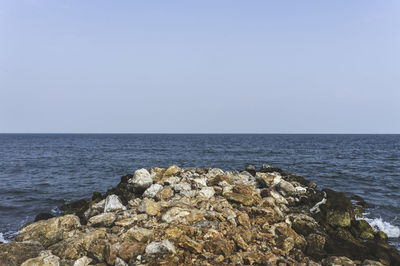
[1,1,399,134]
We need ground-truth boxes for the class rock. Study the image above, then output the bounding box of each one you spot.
[362,259,384,266]
[21,250,60,266]
[128,168,153,193]
[114,257,128,266]
[0,241,44,266]
[161,207,191,223]
[142,184,163,198]
[198,187,215,199]
[291,214,320,236]
[351,220,375,240]
[245,165,257,176]
[87,212,116,227]
[322,256,355,265]
[73,256,92,266]
[375,230,388,241]
[155,186,174,201]
[124,227,154,243]
[61,199,89,222]
[138,198,161,216]
[34,213,55,222]
[104,194,126,213]
[207,174,234,186]
[320,189,354,228]
[145,240,176,254]
[276,179,296,196]
[164,165,181,177]
[326,210,352,228]
[16,215,81,248]
[306,233,326,257]
[118,241,146,261]
[204,238,233,257]
[224,184,260,206]
[178,235,203,253]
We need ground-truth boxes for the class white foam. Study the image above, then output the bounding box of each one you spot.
[0,232,9,243]
[364,217,400,238]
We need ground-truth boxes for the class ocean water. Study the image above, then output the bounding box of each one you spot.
[0,134,399,249]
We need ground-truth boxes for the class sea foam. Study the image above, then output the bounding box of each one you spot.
[0,232,9,243]
[364,217,400,238]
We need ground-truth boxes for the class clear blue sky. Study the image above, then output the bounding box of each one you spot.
[0,1,399,133]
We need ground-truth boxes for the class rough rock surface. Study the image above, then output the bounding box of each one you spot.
[3,165,399,265]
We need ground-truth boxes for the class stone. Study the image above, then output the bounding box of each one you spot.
[178,235,203,253]
[124,227,154,243]
[118,241,145,261]
[322,256,355,265]
[224,184,260,206]
[237,212,251,229]
[128,168,153,193]
[142,184,163,198]
[198,187,215,199]
[161,207,191,223]
[138,198,161,216]
[306,233,326,257]
[163,165,181,177]
[15,215,81,248]
[155,186,174,201]
[0,241,44,266]
[326,210,351,227]
[145,240,176,254]
[114,257,128,266]
[362,260,384,266]
[87,212,116,227]
[245,165,257,176]
[104,194,126,213]
[34,213,55,222]
[21,250,60,266]
[73,256,92,266]
[276,180,296,196]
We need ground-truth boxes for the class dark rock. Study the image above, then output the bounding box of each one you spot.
[245,165,257,176]
[259,164,285,174]
[34,212,55,222]
[61,199,89,224]
[92,192,103,201]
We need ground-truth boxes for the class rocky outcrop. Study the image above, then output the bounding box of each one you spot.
[3,165,399,265]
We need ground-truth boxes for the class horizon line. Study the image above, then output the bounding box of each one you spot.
[1,132,399,135]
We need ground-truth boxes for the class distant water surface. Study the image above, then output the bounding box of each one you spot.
[0,134,399,248]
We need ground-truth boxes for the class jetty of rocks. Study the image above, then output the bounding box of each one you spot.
[1,165,399,265]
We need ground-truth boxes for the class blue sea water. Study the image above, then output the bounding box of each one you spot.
[0,134,399,249]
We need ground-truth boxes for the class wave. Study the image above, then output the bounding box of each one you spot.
[0,232,9,243]
[364,217,400,238]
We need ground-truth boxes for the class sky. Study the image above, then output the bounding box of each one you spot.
[0,1,399,133]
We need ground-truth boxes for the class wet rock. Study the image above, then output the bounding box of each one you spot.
[362,259,384,266]
[350,220,375,240]
[142,184,163,198]
[34,212,55,222]
[0,241,44,266]
[145,240,176,254]
[104,194,126,213]
[16,215,81,248]
[306,233,326,258]
[61,199,89,222]
[87,212,116,227]
[21,250,60,266]
[128,168,153,193]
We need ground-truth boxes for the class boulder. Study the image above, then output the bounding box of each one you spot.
[87,212,116,227]
[15,215,81,248]
[124,227,154,243]
[104,194,126,213]
[142,184,163,198]
[161,207,191,223]
[198,187,215,199]
[138,198,161,216]
[128,168,153,193]
[73,256,92,266]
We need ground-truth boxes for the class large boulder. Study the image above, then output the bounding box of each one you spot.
[15,215,81,248]
[104,194,126,213]
[20,250,60,266]
[128,168,153,193]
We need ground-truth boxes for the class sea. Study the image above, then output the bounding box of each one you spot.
[0,134,399,249]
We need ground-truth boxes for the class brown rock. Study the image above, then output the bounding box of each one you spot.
[124,227,154,243]
[138,198,161,216]
[0,241,44,266]
[155,186,174,201]
[178,235,203,253]
[15,215,81,248]
[237,212,251,229]
[118,241,145,262]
